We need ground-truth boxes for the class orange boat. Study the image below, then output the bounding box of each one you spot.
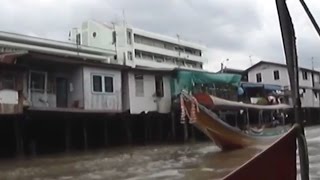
[180,92,290,150]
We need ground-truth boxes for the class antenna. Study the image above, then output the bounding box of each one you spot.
[122,9,126,26]
[249,55,253,66]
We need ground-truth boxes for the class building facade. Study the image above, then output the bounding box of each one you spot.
[0,20,207,115]
[0,30,121,114]
[246,61,320,107]
[70,20,206,114]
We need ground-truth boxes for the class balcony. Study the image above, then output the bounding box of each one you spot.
[134,43,204,63]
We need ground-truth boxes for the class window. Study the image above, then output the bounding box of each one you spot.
[92,75,102,92]
[302,71,308,80]
[134,34,141,43]
[155,75,164,97]
[104,76,113,92]
[128,51,133,61]
[135,51,141,59]
[112,31,116,44]
[141,52,152,60]
[92,75,114,93]
[154,55,164,62]
[256,73,262,82]
[0,73,15,89]
[135,74,144,97]
[47,76,55,93]
[31,72,45,92]
[273,70,280,80]
[127,30,132,44]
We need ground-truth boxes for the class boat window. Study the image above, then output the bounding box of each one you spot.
[135,74,144,97]
[30,72,45,92]
[155,75,164,97]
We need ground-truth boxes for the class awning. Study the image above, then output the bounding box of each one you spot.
[264,84,282,91]
[241,83,282,91]
[0,51,28,64]
[241,82,264,89]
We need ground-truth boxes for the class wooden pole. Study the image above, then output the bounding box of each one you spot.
[82,119,88,151]
[183,121,189,142]
[144,114,148,143]
[104,118,108,147]
[158,115,163,141]
[14,117,24,157]
[124,114,132,144]
[171,111,176,141]
[190,126,195,142]
[65,119,71,152]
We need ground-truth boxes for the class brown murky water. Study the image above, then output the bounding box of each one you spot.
[0,126,319,180]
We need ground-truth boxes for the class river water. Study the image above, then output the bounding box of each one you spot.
[0,126,319,180]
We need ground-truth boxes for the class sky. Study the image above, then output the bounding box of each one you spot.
[1,0,320,72]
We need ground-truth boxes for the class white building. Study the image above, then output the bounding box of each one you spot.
[246,61,320,107]
[72,20,207,114]
[73,20,206,69]
[0,31,121,114]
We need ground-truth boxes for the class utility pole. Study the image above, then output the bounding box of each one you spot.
[249,55,253,66]
[220,58,229,73]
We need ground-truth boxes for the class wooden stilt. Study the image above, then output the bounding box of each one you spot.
[191,126,196,142]
[65,119,71,152]
[158,116,163,141]
[144,114,148,143]
[82,119,88,151]
[104,118,108,147]
[124,114,132,144]
[183,121,189,142]
[171,111,176,141]
[246,109,250,129]
[14,117,24,157]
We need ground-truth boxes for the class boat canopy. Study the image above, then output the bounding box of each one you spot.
[171,70,242,96]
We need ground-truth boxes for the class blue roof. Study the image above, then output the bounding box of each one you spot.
[241,82,282,91]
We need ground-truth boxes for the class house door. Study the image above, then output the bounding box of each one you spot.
[56,77,68,108]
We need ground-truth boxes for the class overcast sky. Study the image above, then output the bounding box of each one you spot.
[1,0,320,72]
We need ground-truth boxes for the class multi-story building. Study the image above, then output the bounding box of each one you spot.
[71,20,207,114]
[245,61,320,107]
[72,20,206,69]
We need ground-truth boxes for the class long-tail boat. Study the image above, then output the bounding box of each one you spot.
[180,91,291,150]
[179,0,320,178]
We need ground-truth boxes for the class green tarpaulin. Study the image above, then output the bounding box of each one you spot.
[171,70,242,96]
